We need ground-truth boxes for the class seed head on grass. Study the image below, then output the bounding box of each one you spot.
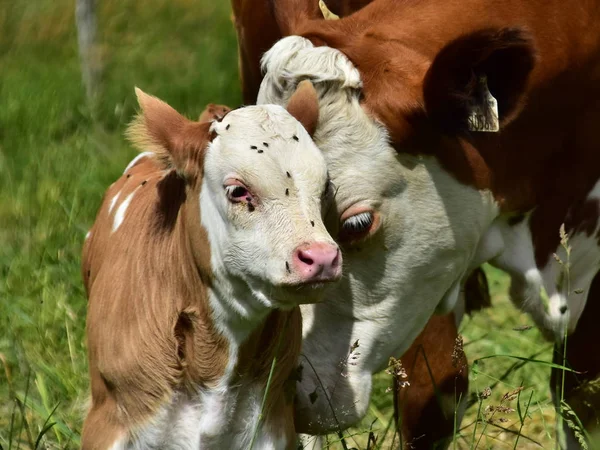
[479,386,492,399]
[502,386,525,403]
[385,357,409,389]
[452,334,467,373]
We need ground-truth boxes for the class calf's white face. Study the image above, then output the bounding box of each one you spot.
[201,104,341,310]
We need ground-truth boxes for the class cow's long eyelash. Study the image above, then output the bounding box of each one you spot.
[342,212,373,231]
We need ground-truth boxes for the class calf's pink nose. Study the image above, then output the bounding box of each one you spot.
[293,242,342,281]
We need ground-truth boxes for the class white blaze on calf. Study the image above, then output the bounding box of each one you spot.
[112,189,137,232]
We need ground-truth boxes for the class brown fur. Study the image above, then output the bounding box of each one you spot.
[82,97,302,448]
[396,313,468,449]
[197,103,231,123]
[286,80,319,137]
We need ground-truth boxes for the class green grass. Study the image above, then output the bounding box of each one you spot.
[0,1,577,448]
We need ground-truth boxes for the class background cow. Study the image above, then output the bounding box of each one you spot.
[82,87,341,449]
[232,0,600,447]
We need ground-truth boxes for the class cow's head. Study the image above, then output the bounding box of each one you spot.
[259,28,535,432]
[129,87,341,310]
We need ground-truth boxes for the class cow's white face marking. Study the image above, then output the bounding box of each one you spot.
[259,36,497,431]
[199,105,339,329]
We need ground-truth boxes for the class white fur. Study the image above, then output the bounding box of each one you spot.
[108,191,121,214]
[112,189,137,232]
[123,151,154,174]
[260,36,498,432]
[85,231,91,240]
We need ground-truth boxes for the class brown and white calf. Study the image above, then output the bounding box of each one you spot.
[81,86,341,449]
[232,0,600,447]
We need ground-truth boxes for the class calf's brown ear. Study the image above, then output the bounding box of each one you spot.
[128,88,211,179]
[286,80,320,137]
[198,103,232,123]
[423,28,536,134]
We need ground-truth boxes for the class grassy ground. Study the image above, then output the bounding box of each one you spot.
[0,1,571,448]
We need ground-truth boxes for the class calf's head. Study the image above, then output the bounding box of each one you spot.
[259,28,535,432]
[129,86,341,309]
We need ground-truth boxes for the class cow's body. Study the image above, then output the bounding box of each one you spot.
[232,0,600,446]
[82,91,341,449]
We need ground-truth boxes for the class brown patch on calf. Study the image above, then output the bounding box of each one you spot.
[198,103,231,123]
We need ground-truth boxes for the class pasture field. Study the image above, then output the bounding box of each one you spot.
[0,0,583,448]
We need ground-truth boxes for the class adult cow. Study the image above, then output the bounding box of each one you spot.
[232,0,600,447]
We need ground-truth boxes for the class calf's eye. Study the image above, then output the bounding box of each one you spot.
[225,185,250,202]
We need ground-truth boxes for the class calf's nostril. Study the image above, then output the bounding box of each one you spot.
[331,250,340,268]
[298,251,314,266]
[560,305,568,314]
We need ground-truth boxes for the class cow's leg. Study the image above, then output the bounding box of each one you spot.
[551,273,600,449]
[395,312,468,449]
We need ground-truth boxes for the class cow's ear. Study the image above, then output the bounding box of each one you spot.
[423,28,536,134]
[128,88,210,178]
[286,80,319,137]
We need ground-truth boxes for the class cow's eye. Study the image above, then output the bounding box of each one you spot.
[225,184,250,202]
[339,211,374,242]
